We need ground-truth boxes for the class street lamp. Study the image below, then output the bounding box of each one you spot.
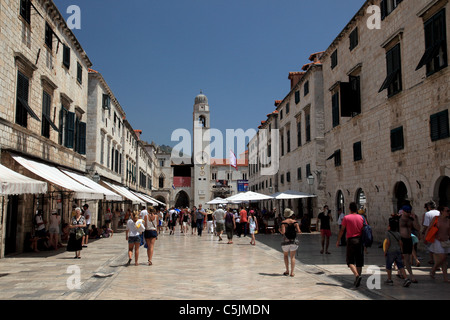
[307,175,315,187]
[92,172,100,183]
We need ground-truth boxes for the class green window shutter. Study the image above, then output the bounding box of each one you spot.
[65,111,75,149]
[78,122,86,155]
[63,44,71,69]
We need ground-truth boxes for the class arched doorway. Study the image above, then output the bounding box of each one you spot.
[438,176,450,206]
[394,181,409,211]
[175,190,190,209]
[154,196,167,208]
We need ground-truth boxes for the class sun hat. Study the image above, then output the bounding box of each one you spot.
[284,208,294,218]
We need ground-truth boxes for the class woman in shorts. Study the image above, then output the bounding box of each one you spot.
[144,208,159,266]
[280,208,301,277]
[126,211,145,266]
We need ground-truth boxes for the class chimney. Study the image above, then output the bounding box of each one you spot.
[134,130,142,140]
[288,72,305,90]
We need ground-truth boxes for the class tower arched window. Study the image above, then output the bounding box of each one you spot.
[199,116,206,127]
[159,175,165,189]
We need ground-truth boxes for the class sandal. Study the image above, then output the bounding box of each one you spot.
[148,261,152,266]
[283,272,289,276]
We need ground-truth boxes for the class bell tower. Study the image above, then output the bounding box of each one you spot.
[192,91,211,207]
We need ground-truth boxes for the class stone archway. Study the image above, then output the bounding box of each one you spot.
[175,190,190,209]
[436,176,450,206]
[394,181,409,211]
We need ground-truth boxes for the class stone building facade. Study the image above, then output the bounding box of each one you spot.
[0,1,163,257]
[248,0,449,242]
[320,0,450,239]
[0,0,92,256]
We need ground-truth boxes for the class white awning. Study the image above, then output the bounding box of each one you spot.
[12,155,103,200]
[0,164,47,196]
[61,170,123,201]
[102,181,145,205]
[130,191,158,206]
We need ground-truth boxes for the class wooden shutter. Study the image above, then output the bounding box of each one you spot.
[65,111,75,148]
[16,72,29,127]
[431,110,450,141]
[78,122,86,155]
[63,44,71,69]
[332,92,340,127]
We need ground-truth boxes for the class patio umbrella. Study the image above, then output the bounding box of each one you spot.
[270,190,316,200]
[206,197,228,205]
[225,191,274,203]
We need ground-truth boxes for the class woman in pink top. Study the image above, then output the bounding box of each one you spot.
[336,202,364,287]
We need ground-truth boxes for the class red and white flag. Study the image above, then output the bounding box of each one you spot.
[229,149,238,171]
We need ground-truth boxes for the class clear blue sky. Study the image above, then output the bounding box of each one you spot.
[55,0,364,153]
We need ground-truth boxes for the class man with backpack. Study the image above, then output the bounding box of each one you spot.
[336,202,364,288]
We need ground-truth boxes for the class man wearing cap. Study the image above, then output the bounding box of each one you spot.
[214,204,226,241]
[399,205,421,284]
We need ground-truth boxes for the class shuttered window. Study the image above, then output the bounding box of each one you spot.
[349,27,359,51]
[331,50,338,69]
[41,92,51,138]
[65,111,75,149]
[353,141,362,161]
[77,62,82,84]
[16,72,40,128]
[379,43,402,97]
[63,44,71,69]
[416,9,448,76]
[390,126,404,152]
[45,23,53,50]
[332,92,340,128]
[430,110,449,142]
[16,72,29,127]
[20,0,31,23]
[77,121,86,155]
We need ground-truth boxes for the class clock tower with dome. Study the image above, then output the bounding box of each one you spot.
[192,91,211,207]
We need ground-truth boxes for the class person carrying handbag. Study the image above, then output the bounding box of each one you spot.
[67,207,86,259]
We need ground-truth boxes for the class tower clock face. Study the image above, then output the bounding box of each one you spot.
[195,151,209,165]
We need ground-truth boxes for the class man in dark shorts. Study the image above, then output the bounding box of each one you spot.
[318,205,333,254]
[336,202,364,288]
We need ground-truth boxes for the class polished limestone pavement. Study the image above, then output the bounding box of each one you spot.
[0,226,449,301]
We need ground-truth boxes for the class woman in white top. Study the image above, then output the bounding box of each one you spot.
[144,207,159,266]
[126,211,145,266]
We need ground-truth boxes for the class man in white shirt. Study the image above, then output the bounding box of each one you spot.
[214,205,226,241]
[422,200,440,265]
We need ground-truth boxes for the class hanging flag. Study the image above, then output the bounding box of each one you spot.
[229,149,238,171]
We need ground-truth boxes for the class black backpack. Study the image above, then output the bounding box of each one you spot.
[285,223,297,240]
